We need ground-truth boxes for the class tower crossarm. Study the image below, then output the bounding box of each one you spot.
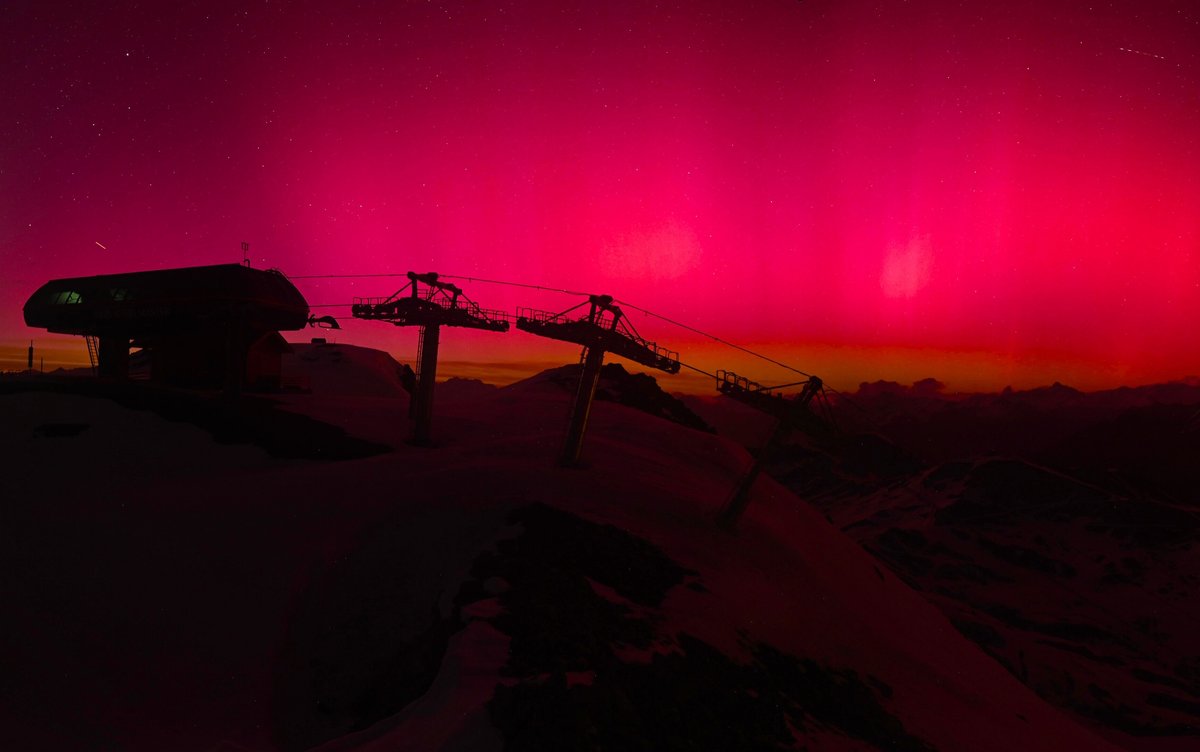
[350,271,510,331]
[515,294,680,374]
[715,369,828,429]
[716,369,790,418]
[714,373,831,530]
[346,271,509,446]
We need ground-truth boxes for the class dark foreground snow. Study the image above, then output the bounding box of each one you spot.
[1,355,1130,751]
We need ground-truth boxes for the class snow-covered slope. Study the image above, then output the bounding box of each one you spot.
[683,384,1200,751]
[1,364,1127,752]
[284,343,413,398]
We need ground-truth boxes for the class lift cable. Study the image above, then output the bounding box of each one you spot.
[289,273,412,279]
[613,297,813,379]
[290,271,830,388]
[678,361,719,380]
[288,271,589,297]
[438,274,592,298]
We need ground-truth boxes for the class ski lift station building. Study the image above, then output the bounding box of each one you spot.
[23,264,311,390]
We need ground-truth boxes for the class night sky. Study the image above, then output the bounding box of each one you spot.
[2,1,1197,391]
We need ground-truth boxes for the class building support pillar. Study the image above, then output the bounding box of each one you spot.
[97,336,129,379]
[224,322,245,398]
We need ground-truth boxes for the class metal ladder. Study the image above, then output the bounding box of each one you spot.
[84,335,99,375]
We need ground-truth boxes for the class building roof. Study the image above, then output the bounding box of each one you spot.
[23,264,310,338]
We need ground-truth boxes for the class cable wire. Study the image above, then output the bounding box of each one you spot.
[289,270,833,389]
[438,273,591,297]
[288,273,412,279]
[679,361,719,380]
[614,297,813,379]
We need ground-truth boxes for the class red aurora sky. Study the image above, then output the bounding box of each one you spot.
[2,1,1198,392]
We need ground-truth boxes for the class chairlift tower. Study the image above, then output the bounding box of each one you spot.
[516,295,680,466]
[714,370,834,530]
[352,272,509,446]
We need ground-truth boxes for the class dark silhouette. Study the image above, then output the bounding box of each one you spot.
[516,294,679,466]
[23,264,310,392]
[351,272,509,446]
[714,371,832,530]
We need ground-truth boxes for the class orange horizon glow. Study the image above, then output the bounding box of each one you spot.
[3,332,1193,397]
